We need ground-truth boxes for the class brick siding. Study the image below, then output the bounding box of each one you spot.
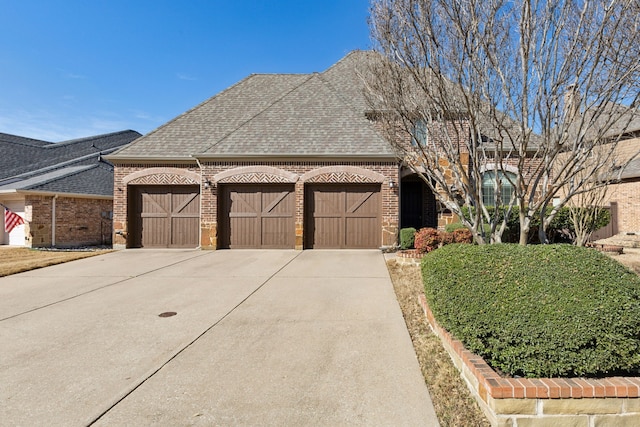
[25,195,113,247]
[608,178,640,233]
[113,161,399,249]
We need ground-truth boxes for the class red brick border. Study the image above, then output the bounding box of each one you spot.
[418,294,640,399]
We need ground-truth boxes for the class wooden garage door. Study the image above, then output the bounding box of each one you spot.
[131,186,200,248]
[305,184,381,249]
[219,184,295,249]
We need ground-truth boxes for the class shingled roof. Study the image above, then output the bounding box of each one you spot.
[111,51,395,160]
[0,130,141,196]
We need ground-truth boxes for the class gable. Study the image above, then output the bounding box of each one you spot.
[111,51,395,161]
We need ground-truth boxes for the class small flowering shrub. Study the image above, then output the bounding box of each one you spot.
[414,227,441,253]
[452,228,473,243]
[440,231,455,245]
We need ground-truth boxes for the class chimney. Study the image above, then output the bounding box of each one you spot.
[564,84,580,121]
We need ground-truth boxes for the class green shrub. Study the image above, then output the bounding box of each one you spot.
[399,227,416,249]
[422,244,640,378]
[445,222,467,233]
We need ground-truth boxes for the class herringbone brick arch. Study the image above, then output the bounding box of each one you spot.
[216,173,294,184]
[127,173,198,185]
[305,172,379,183]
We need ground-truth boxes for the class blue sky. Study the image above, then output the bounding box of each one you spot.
[0,0,372,142]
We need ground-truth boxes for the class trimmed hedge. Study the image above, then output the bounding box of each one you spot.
[399,227,416,249]
[458,205,610,243]
[422,244,640,378]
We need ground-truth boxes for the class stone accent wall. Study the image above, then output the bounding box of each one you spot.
[25,195,112,248]
[113,161,399,250]
[419,294,640,427]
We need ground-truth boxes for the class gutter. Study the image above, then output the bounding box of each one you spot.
[0,189,113,200]
[191,153,397,161]
[103,155,197,163]
[52,194,58,247]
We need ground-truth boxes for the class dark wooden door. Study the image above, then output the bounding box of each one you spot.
[133,186,200,248]
[219,184,295,249]
[305,184,381,249]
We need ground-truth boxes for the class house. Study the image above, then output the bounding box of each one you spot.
[110,51,556,250]
[0,130,142,247]
[110,52,431,249]
[594,110,640,239]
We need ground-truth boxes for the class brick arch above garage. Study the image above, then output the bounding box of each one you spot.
[301,165,387,184]
[212,166,299,184]
[123,167,200,185]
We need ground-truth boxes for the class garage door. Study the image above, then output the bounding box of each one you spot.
[130,186,200,248]
[219,184,295,249]
[305,184,381,249]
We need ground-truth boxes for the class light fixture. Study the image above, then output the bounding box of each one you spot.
[203,179,212,189]
[389,179,395,188]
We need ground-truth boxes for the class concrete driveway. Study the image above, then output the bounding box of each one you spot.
[0,249,438,426]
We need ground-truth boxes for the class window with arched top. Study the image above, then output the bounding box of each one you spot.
[482,170,516,206]
[412,119,428,147]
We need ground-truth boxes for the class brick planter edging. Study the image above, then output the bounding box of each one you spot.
[418,294,640,426]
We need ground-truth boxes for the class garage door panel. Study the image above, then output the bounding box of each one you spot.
[133,186,200,248]
[312,217,343,248]
[305,184,381,249]
[229,217,259,248]
[142,217,169,247]
[221,184,295,249]
[262,217,294,248]
[346,217,378,248]
[171,217,200,248]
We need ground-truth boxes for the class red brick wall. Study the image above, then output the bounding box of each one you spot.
[113,161,399,249]
[26,195,113,247]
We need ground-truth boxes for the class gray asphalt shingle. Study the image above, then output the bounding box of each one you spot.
[0,130,141,196]
[112,51,394,159]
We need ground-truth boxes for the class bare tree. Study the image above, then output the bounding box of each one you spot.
[365,0,640,244]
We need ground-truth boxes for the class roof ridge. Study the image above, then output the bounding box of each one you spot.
[195,73,318,154]
[26,164,99,190]
[47,129,140,147]
[1,147,119,183]
[0,164,98,191]
[0,133,52,146]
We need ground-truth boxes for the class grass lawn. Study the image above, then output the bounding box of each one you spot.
[0,247,112,277]
[387,259,490,426]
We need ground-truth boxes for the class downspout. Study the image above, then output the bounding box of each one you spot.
[52,194,58,247]
[194,157,204,249]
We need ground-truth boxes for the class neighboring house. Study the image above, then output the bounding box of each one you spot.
[0,130,142,247]
[108,51,531,250]
[597,112,640,237]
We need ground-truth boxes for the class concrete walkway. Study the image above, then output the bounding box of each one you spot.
[0,249,439,426]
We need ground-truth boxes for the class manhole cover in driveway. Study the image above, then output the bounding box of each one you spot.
[158,312,177,318]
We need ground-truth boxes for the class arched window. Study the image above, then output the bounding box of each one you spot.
[482,170,516,206]
[412,119,428,147]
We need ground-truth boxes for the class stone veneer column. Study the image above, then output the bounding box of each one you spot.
[294,180,304,250]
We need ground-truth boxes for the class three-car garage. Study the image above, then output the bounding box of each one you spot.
[127,183,382,250]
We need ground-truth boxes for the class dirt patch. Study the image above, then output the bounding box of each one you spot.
[387,259,490,427]
[0,247,112,277]
[604,247,640,274]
